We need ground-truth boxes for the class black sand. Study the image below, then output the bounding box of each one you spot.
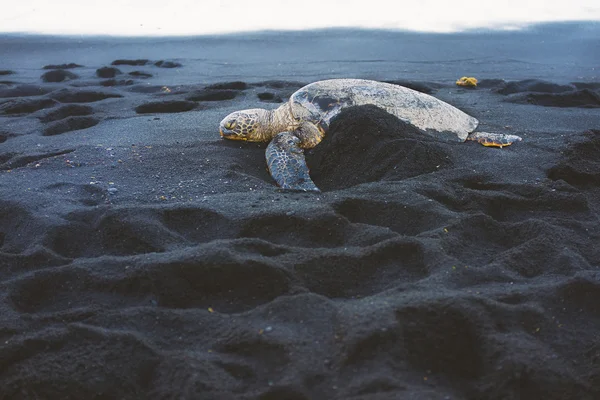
[1,23,600,399]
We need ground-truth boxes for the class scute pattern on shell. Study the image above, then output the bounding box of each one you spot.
[289,79,479,141]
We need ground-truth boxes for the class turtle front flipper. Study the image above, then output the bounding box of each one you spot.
[466,132,523,148]
[266,132,320,192]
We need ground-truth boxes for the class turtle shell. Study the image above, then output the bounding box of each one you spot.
[289,79,479,141]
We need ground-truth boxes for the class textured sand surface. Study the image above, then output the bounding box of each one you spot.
[1,23,599,399]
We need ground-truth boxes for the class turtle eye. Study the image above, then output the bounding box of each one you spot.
[224,121,237,130]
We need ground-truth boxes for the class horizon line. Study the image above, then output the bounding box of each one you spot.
[1,20,598,40]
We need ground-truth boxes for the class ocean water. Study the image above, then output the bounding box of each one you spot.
[1,0,599,36]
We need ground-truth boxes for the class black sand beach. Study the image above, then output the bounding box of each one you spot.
[1,23,600,399]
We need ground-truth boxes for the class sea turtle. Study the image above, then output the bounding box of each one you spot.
[219,79,521,192]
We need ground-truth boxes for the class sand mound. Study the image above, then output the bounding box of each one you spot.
[43,116,100,136]
[96,67,122,78]
[496,79,576,95]
[41,70,79,83]
[505,89,600,108]
[111,59,149,66]
[49,90,123,103]
[257,92,283,103]
[206,81,248,90]
[0,98,57,115]
[129,71,153,78]
[154,60,182,68]
[0,85,52,98]
[38,104,94,123]
[308,105,452,191]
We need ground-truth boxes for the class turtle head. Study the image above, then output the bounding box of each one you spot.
[219,109,271,142]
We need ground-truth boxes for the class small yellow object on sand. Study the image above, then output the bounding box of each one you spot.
[456,77,478,87]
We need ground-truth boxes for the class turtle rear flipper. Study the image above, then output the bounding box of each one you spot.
[467,132,523,148]
[266,132,320,192]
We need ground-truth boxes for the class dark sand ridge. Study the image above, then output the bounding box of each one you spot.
[1,22,600,399]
